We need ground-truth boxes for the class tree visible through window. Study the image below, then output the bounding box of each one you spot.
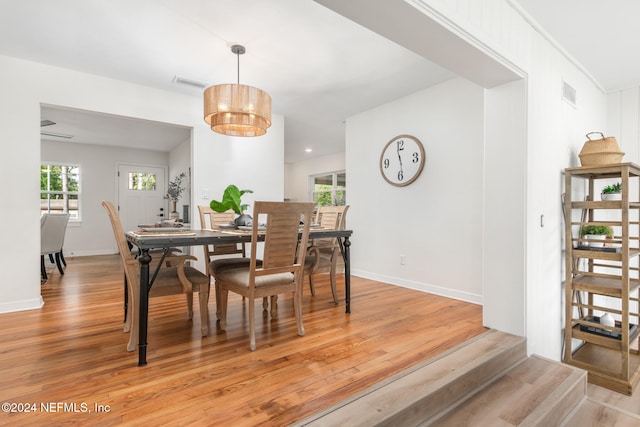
[312,172,346,206]
[128,172,157,191]
[40,164,80,219]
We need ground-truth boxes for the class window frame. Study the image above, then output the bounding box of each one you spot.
[310,170,346,206]
[40,162,81,221]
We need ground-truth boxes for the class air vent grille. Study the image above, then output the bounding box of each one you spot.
[41,131,73,139]
[172,76,207,89]
[562,80,577,107]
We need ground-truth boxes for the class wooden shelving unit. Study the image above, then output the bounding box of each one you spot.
[563,163,640,395]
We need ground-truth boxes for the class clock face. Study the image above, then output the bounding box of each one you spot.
[379,135,425,186]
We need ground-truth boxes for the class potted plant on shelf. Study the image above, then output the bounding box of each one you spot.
[165,172,186,219]
[210,184,253,226]
[601,182,622,201]
[580,224,613,248]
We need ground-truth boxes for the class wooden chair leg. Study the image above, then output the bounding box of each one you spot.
[249,296,256,351]
[294,289,305,337]
[215,280,221,320]
[125,281,138,352]
[219,288,229,331]
[198,287,210,337]
[269,295,278,318]
[185,292,194,320]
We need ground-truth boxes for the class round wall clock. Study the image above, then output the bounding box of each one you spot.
[379,134,425,186]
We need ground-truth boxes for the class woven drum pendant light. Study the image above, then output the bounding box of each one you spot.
[203,45,272,137]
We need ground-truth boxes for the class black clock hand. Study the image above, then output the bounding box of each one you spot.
[396,142,403,173]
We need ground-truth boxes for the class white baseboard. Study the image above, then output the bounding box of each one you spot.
[0,296,44,314]
[351,269,483,305]
[63,249,116,257]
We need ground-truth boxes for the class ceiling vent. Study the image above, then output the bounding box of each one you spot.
[562,80,577,107]
[172,76,207,89]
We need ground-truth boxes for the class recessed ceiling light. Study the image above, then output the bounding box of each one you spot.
[305,148,312,153]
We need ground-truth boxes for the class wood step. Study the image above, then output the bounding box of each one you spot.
[561,399,640,427]
[294,330,527,426]
[429,355,586,426]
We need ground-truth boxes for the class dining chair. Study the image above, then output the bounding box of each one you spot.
[102,200,210,352]
[304,205,350,304]
[40,213,70,281]
[198,205,253,318]
[212,201,315,351]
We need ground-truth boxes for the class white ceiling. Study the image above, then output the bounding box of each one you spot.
[1,1,638,162]
[515,0,640,92]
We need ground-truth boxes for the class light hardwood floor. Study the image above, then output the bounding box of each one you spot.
[1,255,486,426]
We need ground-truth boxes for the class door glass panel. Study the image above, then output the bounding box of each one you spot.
[128,172,157,191]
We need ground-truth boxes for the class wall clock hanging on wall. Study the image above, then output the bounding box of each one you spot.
[379,134,425,187]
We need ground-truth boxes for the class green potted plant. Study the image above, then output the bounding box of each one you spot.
[601,182,622,201]
[210,184,254,226]
[580,224,613,247]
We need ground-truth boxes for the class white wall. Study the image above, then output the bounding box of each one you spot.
[484,79,526,335]
[286,152,345,202]
[168,139,192,221]
[319,0,611,361]
[190,113,285,274]
[608,87,640,164]
[523,30,607,359]
[347,78,484,303]
[41,139,170,256]
[0,54,284,313]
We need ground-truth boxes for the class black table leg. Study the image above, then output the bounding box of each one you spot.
[344,236,351,314]
[138,249,151,366]
[123,274,128,323]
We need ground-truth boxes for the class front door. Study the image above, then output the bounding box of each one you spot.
[117,163,167,232]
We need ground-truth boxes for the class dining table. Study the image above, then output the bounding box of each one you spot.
[125,226,353,366]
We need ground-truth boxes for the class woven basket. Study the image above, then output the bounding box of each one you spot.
[578,132,624,166]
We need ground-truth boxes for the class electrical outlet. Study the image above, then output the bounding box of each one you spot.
[400,254,406,265]
[201,189,209,199]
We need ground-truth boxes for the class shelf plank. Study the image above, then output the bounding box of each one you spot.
[571,326,623,350]
[565,343,640,395]
[571,274,640,297]
[570,322,640,350]
[565,162,640,177]
[571,201,640,209]
[571,247,640,261]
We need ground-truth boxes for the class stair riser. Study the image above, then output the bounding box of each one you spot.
[520,369,587,427]
[391,340,527,426]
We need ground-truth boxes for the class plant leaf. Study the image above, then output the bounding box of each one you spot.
[209,200,229,213]
[210,184,253,215]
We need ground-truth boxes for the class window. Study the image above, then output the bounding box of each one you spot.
[40,163,80,219]
[311,171,346,206]
[128,172,157,191]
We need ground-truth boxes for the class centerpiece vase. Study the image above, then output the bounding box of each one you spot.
[169,201,179,219]
[234,213,252,226]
